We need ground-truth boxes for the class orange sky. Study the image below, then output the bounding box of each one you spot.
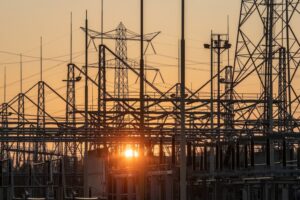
[0,0,241,113]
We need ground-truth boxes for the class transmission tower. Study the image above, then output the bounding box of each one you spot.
[36,81,46,161]
[114,22,128,127]
[36,37,46,162]
[17,93,25,166]
[65,64,77,156]
[1,103,8,159]
[233,0,300,133]
[82,23,160,127]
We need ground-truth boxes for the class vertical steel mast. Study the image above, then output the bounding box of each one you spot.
[180,0,187,199]
[139,1,145,200]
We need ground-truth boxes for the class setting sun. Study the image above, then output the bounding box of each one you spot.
[124,148,139,158]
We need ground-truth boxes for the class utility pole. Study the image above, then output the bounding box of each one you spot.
[139,0,146,200]
[210,31,214,136]
[84,10,89,154]
[84,10,89,197]
[140,0,144,143]
[180,0,187,199]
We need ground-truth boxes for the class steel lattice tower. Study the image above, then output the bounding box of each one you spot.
[278,47,287,132]
[82,23,159,129]
[36,81,46,161]
[98,45,106,130]
[17,93,25,166]
[114,22,128,127]
[233,0,300,133]
[65,64,76,156]
[1,103,8,159]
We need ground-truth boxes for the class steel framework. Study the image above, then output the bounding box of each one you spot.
[1,0,300,199]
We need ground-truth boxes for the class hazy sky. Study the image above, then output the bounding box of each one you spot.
[0,0,241,108]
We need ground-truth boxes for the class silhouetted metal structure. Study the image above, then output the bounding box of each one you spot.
[1,0,300,199]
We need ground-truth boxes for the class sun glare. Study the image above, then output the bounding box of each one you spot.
[124,149,139,158]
